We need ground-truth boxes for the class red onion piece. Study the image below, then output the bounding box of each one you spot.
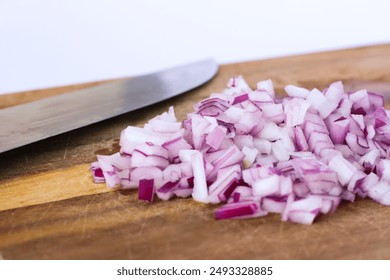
[252,175,280,197]
[156,181,179,201]
[138,179,154,202]
[261,103,284,123]
[257,79,275,98]
[262,197,287,213]
[284,98,310,127]
[90,162,105,184]
[285,85,309,99]
[215,201,259,220]
[232,93,249,105]
[205,125,226,150]
[377,159,390,181]
[368,180,390,206]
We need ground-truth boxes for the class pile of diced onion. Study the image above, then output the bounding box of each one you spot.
[91,77,390,224]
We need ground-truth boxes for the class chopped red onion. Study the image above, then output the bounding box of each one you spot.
[162,136,192,162]
[293,126,309,151]
[230,186,252,202]
[130,166,163,188]
[377,159,390,181]
[368,180,390,206]
[138,179,154,202]
[252,174,280,197]
[328,153,357,186]
[284,98,310,127]
[205,125,226,150]
[285,85,310,99]
[91,77,390,225]
[234,135,254,149]
[253,138,272,154]
[215,201,261,220]
[156,181,179,201]
[258,122,281,141]
[242,146,259,168]
[208,164,241,203]
[257,79,275,98]
[324,81,344,103]
[90,162,105,184]
[232,93,249,105]
[261,103,284,123]
[262,197,287,213]
[359,149,380,172]
[180,150,208,203]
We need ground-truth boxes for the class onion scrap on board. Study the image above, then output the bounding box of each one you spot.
[91,76,390,224]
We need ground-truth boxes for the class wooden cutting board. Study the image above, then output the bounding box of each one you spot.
[2,44,390,260]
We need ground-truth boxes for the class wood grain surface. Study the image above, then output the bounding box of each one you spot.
[1,44,390,260]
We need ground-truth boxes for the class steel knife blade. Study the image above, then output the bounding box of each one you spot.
[0,59,218,153]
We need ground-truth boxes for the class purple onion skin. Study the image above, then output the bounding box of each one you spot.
[138,179,154,202]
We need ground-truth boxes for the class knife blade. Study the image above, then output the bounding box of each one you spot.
[0,59,218,153]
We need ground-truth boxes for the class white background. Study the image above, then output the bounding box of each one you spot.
[0,0,389,95]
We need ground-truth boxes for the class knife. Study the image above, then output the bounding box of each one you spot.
[0,59,218,153]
